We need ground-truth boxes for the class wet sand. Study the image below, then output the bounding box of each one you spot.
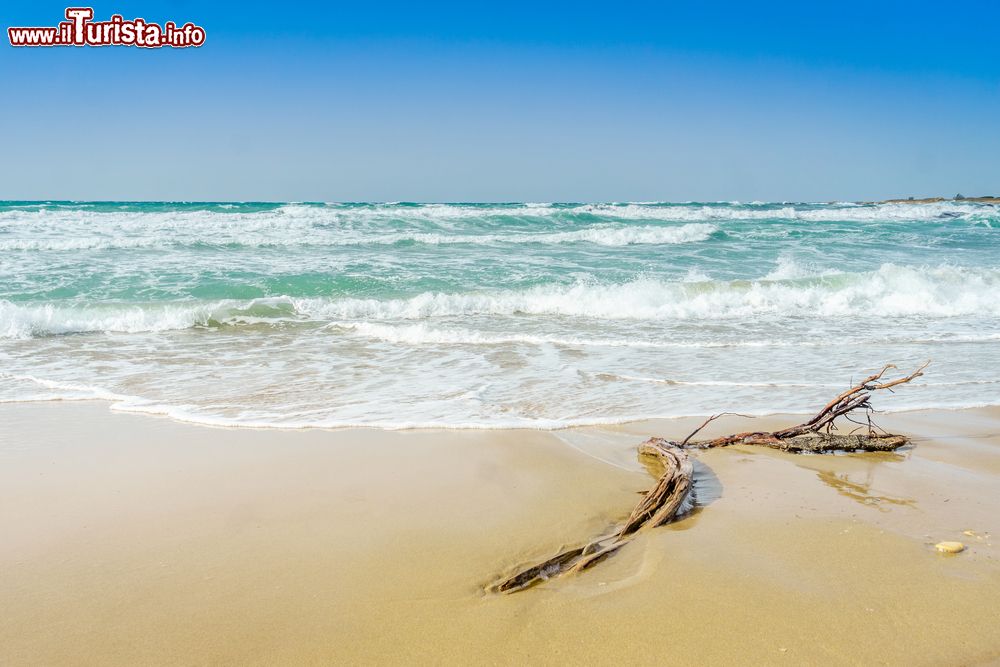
[2,403,999,665]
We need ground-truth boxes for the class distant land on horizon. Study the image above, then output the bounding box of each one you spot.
[872,195,999,204]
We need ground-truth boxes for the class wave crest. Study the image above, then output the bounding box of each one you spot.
[3,264,998,338]
[0,221,716,251]
[0,298,302,338]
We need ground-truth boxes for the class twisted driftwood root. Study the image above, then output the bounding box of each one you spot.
[489,363,927,594]
[490,439,692,593]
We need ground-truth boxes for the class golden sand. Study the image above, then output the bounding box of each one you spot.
[2,403,999,665]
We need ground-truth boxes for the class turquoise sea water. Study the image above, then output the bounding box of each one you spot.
[1,200,998,428]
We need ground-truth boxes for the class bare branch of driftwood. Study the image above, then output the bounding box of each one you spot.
[679,412,755,446]
[490,439,692,593]
[489,363,927,593]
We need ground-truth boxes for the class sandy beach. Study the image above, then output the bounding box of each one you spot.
[2,403,998,665]
[7,0,1000,663]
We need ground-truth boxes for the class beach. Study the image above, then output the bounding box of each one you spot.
[3,402,999,665]
[2,199,999,664]
[6,0,1000,660]
[6,0,999,660]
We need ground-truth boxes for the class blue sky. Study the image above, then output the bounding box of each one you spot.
[2,1,999,201]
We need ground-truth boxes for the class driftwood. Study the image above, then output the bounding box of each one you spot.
[490,363,927,593]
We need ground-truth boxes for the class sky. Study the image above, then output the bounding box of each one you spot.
[1,1,999,202]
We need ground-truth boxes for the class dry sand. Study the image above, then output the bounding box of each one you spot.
[2,403,999,665]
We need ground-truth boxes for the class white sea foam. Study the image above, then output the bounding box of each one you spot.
[537,223,716,245]
[330,322,1000,350]
[345,222,716,247]
[1,199,994,229]
[3,369,997,431]
[1,199,994,255]
[300,264,1000,321]
[0,373,128,402]
[763,256,842,281]
[3,201,1000,431]
[292,201,997,223]
[596,373,844,388]
[0,237,164,251]
[329,322,748,348]
[574,201,997,222]
[4,264,1000,338]
[0,298,301,338]
[0,221,717,250]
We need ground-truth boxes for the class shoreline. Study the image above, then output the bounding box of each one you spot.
[5,390,1000,433]
[3,401,999,664]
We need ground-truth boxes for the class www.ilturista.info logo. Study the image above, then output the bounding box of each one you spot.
[8,8,205,48]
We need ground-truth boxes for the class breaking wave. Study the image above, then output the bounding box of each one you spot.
[0,222,717,250]
[3,264,999,338]
[297,264,1000,321]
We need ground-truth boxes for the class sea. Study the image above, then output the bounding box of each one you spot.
[1,200,997,429]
